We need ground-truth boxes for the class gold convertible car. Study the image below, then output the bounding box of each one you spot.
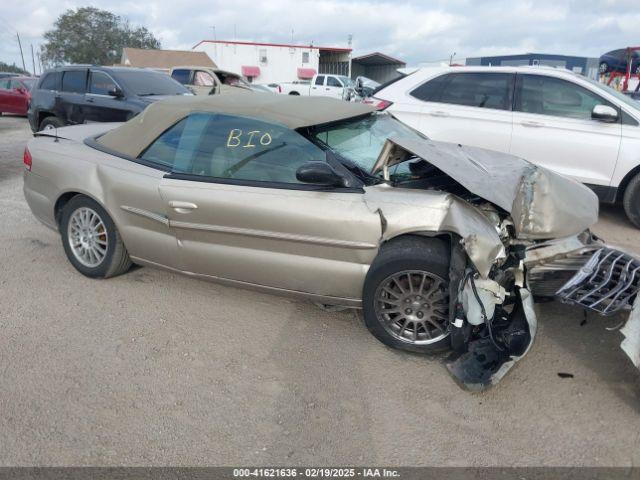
[23,95,640,389]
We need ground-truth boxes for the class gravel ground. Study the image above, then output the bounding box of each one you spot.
[0,115,639,466]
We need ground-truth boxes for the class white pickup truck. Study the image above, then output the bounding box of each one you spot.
[278,74,356,101]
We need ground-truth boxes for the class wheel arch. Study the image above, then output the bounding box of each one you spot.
[54,190,110,228]
[615,164,640,203]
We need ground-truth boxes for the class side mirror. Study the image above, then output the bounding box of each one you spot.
[296,161,349,187]
[592,104,618,123]
[16,87,27,95]
[108,86,124,98]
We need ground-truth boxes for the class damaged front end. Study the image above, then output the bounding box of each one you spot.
[372,137,640,390]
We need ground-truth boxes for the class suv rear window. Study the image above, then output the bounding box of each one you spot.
[113,70,190,96]
[39,72,60,91]
[62,70,87,93]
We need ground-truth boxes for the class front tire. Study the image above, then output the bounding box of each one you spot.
[363,236,451,353]
[623,173,640,229]
[60,195,132,278]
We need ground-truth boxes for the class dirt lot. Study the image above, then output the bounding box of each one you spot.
[0,115,639,466]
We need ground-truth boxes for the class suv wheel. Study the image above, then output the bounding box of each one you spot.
[623,172,640,228]
[39,116,65,131]
[362,235,451,354]
[60,195,132,278]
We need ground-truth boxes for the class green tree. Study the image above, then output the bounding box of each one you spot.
[40,7,160,67]
[0,61,28,74]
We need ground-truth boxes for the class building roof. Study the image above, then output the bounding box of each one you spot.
[97,94,374,158]
[120,48,217,70]
[193,39,352,53]
[352,52,406,66]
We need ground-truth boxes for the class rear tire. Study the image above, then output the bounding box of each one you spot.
[623,173,640,229]
[289,91,300,96]
[60,195,132,278]
[362,235,451,354]
[39,116,66,131]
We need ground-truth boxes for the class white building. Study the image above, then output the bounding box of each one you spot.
[192,40,352,84]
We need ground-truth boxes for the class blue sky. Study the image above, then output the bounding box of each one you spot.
[1,0,639,73]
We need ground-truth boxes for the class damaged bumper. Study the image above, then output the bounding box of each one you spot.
[447,234,640,391]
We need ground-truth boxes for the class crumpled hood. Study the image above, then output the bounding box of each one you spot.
[372,137,599,240]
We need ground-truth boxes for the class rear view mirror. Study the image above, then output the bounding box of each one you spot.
[108,87,124,98]
[592,104,618,123]
[296,161,349,187]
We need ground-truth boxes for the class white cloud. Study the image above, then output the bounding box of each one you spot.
[1,0,639,73]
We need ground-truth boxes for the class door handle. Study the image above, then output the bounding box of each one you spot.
[429,110,450,117]
[169,201,198,213]
[326,88,330,91]
[521,120,544,128]
[86,97,94,103]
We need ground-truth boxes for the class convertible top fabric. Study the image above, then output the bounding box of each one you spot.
[97,94,375,158]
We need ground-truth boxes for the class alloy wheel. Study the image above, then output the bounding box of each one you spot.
[374,270,449,345]
[67,207,108,268]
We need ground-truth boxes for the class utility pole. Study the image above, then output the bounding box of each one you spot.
[36,51,42,75]
[30,44,36,76]
[16,32,26,72]
[210,26,216,40]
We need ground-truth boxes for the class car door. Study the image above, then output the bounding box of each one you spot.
[139,112,381,300]
[324,76,344,99]
[84,70,130,122]
[59,69,88,124]
[409,71,515,153]
[310,75,325,96]
[510,74,621,186]
[0,78,12,112]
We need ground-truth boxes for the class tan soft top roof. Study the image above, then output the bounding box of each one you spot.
[97,95,375,158]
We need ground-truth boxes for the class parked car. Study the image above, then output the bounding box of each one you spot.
[279,74,356,100]
[0,76,36,116]
[599,48,640,74]
[0,72,20,79]
[28,66,191,132]
[170,66,252,95]
[22,94,640,390]
[370,65,640,228]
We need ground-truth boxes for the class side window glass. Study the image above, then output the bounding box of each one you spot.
[410,74,449,102]
[61,70,87,94]
[171,69,191,85]
[40,72,59,91]
[89,71,117,95]
[327,77,341,87]
[437,73,511,110]
[141,113,325,184]
[194,71,214,86]
[516,75,615,120]
[314,76,325,86]
[0,79,11,90]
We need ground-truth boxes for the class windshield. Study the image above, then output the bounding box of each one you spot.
[313,113,426,172]
[21,79,35,90]
[338,76,355,87]
[583,76,640,112]
[114,70,191,96]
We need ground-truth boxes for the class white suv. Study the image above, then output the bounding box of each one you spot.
[373,66,640,227]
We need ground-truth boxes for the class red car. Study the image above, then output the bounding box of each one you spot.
[0,76,36,116]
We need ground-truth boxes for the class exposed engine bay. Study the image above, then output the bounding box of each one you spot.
[370,137,640,390]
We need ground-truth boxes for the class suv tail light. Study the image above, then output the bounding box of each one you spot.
[23,147,32,171]
[362,96,393,111]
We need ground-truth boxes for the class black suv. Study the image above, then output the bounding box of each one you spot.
[28,66,191,132]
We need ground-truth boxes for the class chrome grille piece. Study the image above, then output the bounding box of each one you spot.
[556,248,640,315]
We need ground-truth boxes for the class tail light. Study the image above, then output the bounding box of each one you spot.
[23,147,32,171]
[362,96,393,111]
